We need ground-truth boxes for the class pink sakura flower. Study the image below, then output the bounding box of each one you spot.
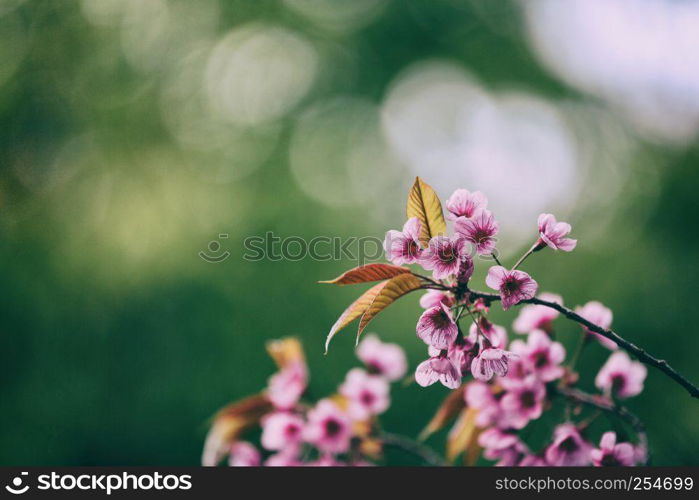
[415,355,461,389]
[430,340,478,378]
[416,302,458,350]
[537,213,577,251]
[591,432,636,466]
[595,351,647,399]
[471,348,518,382]
[303,399,352,454]
[445,189,488,220]
[419,290,455,310]
[468,319,508,349]
[512,293,563,334]
[575,301,617,350]
[499,376,546,429]
[420,235,469,279]
[454,210,499,255]
[383,217,423,265]
[545,423,593,466]
[267,361,308,410]
[478,428,529,466]
[260,412,305,452]
[486,266,538,310]
[509,329,566,382]
[339,368,390,421]
[228,442,261,467]
[356,334,407,382]
[465,381,504,427]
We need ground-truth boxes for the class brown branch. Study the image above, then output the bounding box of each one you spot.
[467,290,699,399]
[555,386,649,465]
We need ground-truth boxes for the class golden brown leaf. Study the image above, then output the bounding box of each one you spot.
[446,407,479,463]
[356,273,423,341]
[419,385,466,441]
[266,337,305,370]
[325,281,388,353]
[319,263,411,285]
[201,394,272,466]
[406,176,447,246]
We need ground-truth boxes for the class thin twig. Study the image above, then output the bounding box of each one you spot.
[379,432,446,466]
[555,386,649,465]
[467,290,699,399]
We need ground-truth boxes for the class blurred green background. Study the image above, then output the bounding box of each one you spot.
[1,0,698,465]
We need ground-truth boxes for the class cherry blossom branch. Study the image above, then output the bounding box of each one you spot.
[379,432,446,466]
[466,290,699,399]
[555,386,649,465]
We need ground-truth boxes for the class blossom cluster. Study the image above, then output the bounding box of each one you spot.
[382,186,648,466]
[203,335,407,467]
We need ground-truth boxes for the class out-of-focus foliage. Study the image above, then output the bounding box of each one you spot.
[0,0,697,464]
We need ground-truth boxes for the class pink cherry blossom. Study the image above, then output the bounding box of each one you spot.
[471,348,518,381]
[595,351,647,399]
[509,329,566,382]
[260,412,305,452]
[445,189,488,220]
[419,290,455,310]
[537,213,577,251]
[339,368,390,420]
[416,302,458,350]
[383,217,423,265]
[303,399,352,454]
[468,319,508,349]
[478,428,529,466]
[356,334,407,381]
[267,361,307,410]
[228,442,261,467]
[519,454,547,466]
[415,355,461,389]
[590,432,636,466]
[500,376,546,429]
[486,266,538,310]
[465,381,504,427]
[544,423,593,466]
[512,293,563,334]
[575,301,618,350]
[420,235,469,279]
[454,210,499,255]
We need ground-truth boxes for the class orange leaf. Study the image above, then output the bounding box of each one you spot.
[419,385,466,441]
[406,177,447,246]
[325,281,389,353]
[356,273,423,341]
[319,263,411,285]
[446,407,480,463]
[266,337,305,370]
[201,394,273,466]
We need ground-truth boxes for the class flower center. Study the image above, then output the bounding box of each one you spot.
[360,390,375,406]
[600,453,621,466]
[285,424,299,437]
[520,390,537,409]
[533,351,549,368]
[405,240,420,258]
[324,418,342,437]
[559,436,579,453]
[438,246,456,263]
[611,374,626,393]
[474,229,489,243]
[503,278,520,294]
[432,309,452,329]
